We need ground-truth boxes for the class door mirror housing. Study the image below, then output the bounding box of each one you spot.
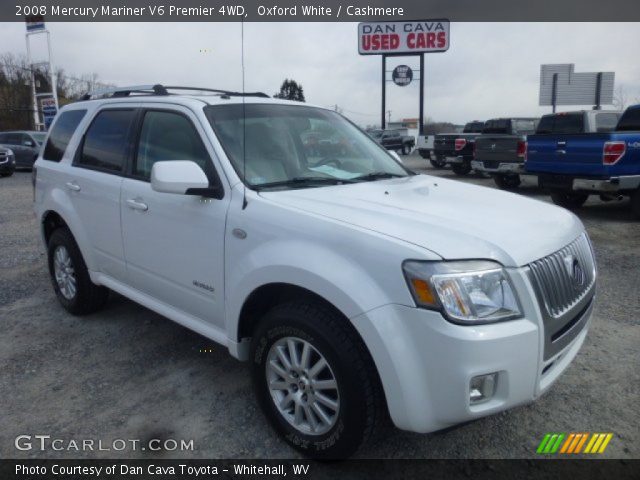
[24,140,35,147]
[150,160,210,195]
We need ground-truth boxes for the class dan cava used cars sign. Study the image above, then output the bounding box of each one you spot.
[358,20,450,55]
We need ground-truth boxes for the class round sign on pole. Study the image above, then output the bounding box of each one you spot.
[392,65,413,87]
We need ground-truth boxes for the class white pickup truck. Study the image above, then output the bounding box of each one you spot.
[34,85,596,459]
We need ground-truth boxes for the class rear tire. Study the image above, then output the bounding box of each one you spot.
[452,161,472,176]
[493,174,521,190]
[47,228,109,315]
[550,191,589,210]
[250,300,385,459]
[630,188,640,219]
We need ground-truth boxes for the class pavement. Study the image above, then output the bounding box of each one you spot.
[1,159,638,459]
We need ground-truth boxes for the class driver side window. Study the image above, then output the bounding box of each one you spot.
[135,110,211,181]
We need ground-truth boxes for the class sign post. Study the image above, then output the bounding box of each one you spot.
[25,15,59,130]
[358,20,450,135]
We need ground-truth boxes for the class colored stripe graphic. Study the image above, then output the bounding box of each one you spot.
[538,433,613,454]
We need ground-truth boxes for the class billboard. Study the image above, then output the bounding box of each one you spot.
[539,64,615,106]
[358,20,450,55]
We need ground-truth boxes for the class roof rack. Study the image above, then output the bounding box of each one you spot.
[79,84,269,101]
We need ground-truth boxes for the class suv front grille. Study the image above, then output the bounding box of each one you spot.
[528,233,596,360]
[529,233,595,318]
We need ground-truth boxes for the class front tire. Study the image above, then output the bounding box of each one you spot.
[47,228,109,315]
[630,188,640,219]
[250,300,384,459]
[452,161,472,176]
[493,174,521,190]
[430,157,447,169]
[550,191,589,210]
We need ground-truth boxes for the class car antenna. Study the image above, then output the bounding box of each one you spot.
[241,19,248,210]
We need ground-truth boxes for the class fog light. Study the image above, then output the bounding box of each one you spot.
[469,373,497,404]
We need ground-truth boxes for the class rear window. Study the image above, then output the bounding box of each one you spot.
[513,119,538,135]
[482,119,510,134]
[43,110,87,162]
[595,113,621,132]
[77,109,136,173]
[535,113,583,134]
[463,122,484,133]
[616,108,640,132]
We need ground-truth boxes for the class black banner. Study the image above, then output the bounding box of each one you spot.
[2,459,639,480]
[4,0,640,22]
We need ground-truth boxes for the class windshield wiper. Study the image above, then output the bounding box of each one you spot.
[352,171,405,182]
[253,176,355,191]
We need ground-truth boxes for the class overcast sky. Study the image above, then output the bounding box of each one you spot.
[1,22,639,126]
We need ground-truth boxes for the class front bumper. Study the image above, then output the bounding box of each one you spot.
[471,160,524,174]
[0,155,16,173]
[350,267,593,433]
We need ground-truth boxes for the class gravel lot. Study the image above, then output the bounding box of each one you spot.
[1,159,639,460]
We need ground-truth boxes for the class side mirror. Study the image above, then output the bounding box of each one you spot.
[151,160,210,195]
[24,140,35,147]
[390,151,404,164]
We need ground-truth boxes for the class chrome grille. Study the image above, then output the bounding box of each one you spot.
[529,233,596,319]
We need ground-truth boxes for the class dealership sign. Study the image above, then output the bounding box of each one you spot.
[358,20,450,55]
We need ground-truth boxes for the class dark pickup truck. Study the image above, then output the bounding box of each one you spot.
[471,117,539,189]
[526,106,639,217]
[369,129,415,155]
[433,121,484,175]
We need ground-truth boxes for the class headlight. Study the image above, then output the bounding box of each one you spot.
[6,149,14,156]
[403,260,522,324]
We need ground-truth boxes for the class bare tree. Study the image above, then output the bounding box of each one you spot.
[613,85,628,111]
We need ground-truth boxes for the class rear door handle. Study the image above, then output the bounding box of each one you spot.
[65,181,81,192]
[557,149,567,155]
[126,198,148,211]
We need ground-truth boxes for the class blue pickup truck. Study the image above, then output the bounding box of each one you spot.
[526,106,640,218]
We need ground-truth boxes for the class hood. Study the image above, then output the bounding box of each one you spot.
[259,175,584,267]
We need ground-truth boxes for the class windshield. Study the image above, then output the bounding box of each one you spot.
[31,132,46,144]
[205,104,408,190]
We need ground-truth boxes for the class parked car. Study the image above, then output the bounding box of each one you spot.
[376,128,415,155]
[416,134,436,166]
[0,130,46,170]
[433,121,485,174]
[526,106,639,217]
[35,85,596,459]
[471,118,539,189]
[0,147,16,177]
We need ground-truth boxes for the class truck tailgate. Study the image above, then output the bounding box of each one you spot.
[475,135,522,164]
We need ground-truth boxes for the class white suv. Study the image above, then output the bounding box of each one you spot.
[34,85,596,458]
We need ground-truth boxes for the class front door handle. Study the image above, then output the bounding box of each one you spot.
[557,149,567,155]
[126,198,148,212]
[65,181,81,192]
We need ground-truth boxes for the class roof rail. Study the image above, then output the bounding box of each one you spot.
[79,84,269,101]
[80,84,168,100]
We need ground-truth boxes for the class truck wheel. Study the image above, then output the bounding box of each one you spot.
[47,228,109,315]
[452,161,472,176]
[430,158,446,169]
[493,174,521,190]
[631,189,640,219]
[250,300,384,459]
[550,191,589,210]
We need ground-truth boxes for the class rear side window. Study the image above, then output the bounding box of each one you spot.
[134,110,211,180]
[43,110,87,162]
[536,116,554,134]
[463,122,484,133]
[78,110,136,173]
[616,108,640,132]
[595,113,620,132]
